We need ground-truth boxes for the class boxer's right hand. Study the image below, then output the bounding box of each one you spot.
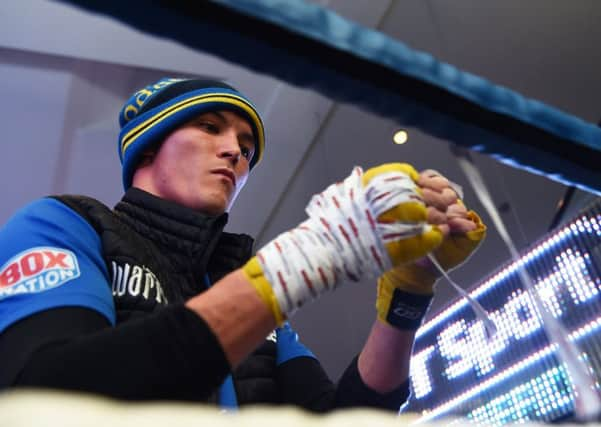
[242,164,444,325]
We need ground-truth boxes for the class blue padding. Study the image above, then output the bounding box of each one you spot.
[276,322,316,365]
[219,0,601,154]
[60,0,601,194]
[218,375,238,410]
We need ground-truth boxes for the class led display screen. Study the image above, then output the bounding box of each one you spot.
[403,201,601,424]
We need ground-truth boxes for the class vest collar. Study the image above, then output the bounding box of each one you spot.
[113,188,254,290]
[114,187,228,253]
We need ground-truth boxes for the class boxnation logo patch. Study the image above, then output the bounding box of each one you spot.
[0,247,80,300]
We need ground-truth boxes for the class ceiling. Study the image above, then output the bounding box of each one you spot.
[1,0,600,380]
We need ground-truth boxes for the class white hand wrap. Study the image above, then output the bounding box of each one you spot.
[256,166,431,316]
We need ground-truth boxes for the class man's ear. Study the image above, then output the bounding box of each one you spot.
[137,150,156,168]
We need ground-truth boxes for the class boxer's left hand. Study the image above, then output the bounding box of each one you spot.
[376,169,486,329]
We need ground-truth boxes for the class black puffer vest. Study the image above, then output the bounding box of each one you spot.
[52,188,279,405]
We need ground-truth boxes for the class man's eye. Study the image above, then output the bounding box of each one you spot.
[199,122,218,132]
[241,147,253,160]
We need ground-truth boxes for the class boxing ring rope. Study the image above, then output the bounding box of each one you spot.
[60,0,601,196]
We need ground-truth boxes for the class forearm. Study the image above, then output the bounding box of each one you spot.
[274,344,411,413]
[335,354,410,411]
[185,269,277,368]
[272,320,415,412]
[12,304,229,401]
[9,270,274,400]
[358,320,416,393]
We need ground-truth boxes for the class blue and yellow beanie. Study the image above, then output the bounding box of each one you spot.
[118,77,265,189]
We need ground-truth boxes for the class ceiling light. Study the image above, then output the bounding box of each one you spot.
[393,129,408,144]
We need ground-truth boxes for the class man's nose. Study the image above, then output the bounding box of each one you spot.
[217,134,242,164]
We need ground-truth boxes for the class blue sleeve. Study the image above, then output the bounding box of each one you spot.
[0,198,115,333]
[275,322,316,365]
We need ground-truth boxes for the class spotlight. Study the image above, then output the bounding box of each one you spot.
[393,129,408,144]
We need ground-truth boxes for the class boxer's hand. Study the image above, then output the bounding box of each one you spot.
[418,169,486,277]
[361,163,444,266]
[376,169,486,330]
[242,164,444,325]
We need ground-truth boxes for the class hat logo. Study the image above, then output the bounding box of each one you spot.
[121,78,184,125]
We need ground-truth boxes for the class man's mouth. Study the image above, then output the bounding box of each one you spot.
[212,168,236,186]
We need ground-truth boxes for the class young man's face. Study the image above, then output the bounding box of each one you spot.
[133,110,256,215]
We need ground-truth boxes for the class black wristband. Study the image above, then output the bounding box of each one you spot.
[386,289,433,330]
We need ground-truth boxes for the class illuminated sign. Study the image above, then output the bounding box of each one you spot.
[402,202,601,425]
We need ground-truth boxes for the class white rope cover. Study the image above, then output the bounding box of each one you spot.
[1,389,572,427]
[256,167,431,316]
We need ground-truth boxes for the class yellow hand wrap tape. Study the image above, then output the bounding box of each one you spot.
[242,257,286,326]
[376,262,437,324]
[363,163,444,267]
[433,210,486,271]
[362,163,421,187]
[376,209,486,327]
[369,167,486,328]
[376,275,396,324]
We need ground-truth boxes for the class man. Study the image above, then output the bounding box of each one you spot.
[0,78,485,411]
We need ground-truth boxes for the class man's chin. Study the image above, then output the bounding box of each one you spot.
[193,197,229,216]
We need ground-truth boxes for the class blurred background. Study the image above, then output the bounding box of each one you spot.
[1,0,600,381]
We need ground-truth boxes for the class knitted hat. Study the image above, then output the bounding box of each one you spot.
[118,77,265,189]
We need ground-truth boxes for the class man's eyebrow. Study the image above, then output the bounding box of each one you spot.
[238,127,255,146]
[204,111,226,122]
[203,111,255,145]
